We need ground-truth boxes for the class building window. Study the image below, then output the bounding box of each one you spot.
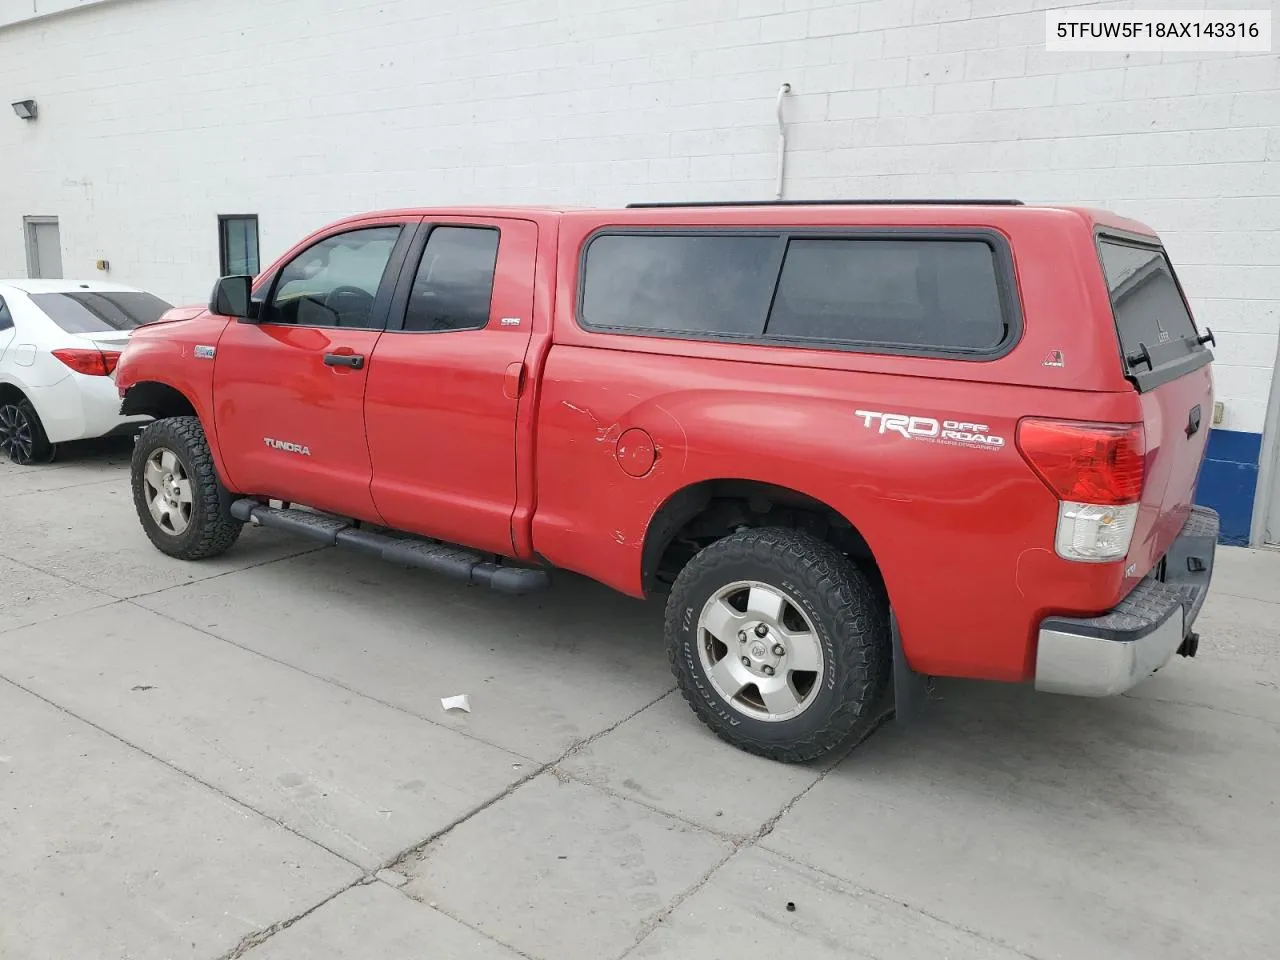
[218,215,260,276]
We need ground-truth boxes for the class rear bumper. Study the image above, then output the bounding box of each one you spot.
[1034,506,1218,697]
[29,372,149,444]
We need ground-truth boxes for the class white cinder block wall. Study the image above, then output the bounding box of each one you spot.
[2,0,1278,535]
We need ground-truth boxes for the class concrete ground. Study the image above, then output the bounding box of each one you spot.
[2,440,1278,960]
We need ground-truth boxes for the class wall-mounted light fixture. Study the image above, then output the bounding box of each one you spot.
[11,100,38,120]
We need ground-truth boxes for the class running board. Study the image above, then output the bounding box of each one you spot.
[230,499,549,595]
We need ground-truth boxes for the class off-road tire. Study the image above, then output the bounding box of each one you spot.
[665,527,891,763]
[131,416,242,560]
[0,398,57,464]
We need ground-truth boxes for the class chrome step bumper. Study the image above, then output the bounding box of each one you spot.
[1034,506,1218,697]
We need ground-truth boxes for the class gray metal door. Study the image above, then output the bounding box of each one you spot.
[24,217,63,279]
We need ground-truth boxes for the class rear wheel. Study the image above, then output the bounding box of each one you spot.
[0,399,56,465]
[132,416,242,559]
[665,527,890,763]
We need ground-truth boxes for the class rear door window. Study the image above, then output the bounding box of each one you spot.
[403,226,500,332]
[30,291,172,333]
[1097,239,1205,378]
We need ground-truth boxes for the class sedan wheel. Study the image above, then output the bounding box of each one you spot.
[0,400,55,465]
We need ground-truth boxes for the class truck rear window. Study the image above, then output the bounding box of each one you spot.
[1097,238,1205,377]
[579,231,1014,356]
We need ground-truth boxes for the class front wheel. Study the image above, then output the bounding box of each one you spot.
[131,416,242,560]
[665,527,890,763]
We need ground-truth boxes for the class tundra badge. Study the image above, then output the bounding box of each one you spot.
[264,437,311,456]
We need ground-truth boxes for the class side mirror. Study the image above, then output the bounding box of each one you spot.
[209,275,257,320]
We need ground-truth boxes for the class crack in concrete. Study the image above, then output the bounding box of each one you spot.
[0,544,320,605]
[615,713,900,959]
[607,707,1044,960]
[130,598,544,763]
[360,686,682,960]
[384,683,677,876]
[1211,589,1280,607]
[121,545,327,601]
[0,673,367,874]
[217,878,364,960]
[377,889,542,960]
[756,846,1046,960]
[1122,690,1280,728]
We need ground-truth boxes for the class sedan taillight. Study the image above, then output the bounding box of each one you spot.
[51,348,121,376]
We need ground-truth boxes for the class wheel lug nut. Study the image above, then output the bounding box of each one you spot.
[772,644,785,656]
[738,631,747,642]
[754,624,769,638]
[762,665,775,676]
[741,657,751,667]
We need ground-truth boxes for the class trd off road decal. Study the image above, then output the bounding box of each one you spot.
[854,409,1005,451]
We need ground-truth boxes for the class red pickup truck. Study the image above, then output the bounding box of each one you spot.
[115,200,1218,762]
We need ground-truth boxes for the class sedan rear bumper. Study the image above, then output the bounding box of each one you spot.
[1034,506,1218,697]
[28,372,150,444]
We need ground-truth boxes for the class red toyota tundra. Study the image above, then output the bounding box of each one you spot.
[115,200,1218,762]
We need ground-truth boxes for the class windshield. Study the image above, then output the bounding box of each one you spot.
[30,291,172,334]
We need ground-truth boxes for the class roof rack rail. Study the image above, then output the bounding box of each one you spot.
[625,198,1025,208]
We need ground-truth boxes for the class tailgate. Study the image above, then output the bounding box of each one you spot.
[1096,235,1215,576]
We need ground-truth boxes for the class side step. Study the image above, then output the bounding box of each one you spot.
[230,499,549,595]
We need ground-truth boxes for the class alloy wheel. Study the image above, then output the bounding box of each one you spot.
[697,579,826,722]
[142,446,194,535]
[0,404,34,463]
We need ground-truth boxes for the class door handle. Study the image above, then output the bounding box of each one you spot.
[324,353,365,369]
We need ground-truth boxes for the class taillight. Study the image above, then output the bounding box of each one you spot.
[51,348,121,377]
[1017,419,1146,563]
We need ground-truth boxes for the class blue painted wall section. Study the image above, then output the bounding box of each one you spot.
[1195,428,1262,545]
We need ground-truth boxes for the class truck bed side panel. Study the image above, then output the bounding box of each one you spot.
[532,346,1140,682]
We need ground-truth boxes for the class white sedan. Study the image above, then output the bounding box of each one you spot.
[0,279,173,464]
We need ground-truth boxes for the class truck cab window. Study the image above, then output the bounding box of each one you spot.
[402,226,499,333]
[264,226,400,329]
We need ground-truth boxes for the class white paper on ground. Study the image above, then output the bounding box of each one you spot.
[440,694,472,713]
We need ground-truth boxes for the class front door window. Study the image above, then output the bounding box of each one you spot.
[262,227,401,329]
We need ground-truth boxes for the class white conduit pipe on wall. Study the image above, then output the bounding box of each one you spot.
[774,82,791,200]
